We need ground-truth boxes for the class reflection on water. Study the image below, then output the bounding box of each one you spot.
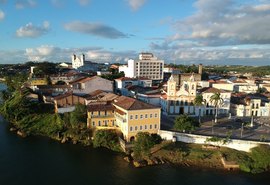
[0,119,269,185]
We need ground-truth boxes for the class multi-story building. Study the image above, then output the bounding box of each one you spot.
[160,74,197,116]
[87,101,117,128]
[113,96,161,142]
[119,53,164,81]
[200,87,231,116]
[231,93,270,117]
[86,94,161,142]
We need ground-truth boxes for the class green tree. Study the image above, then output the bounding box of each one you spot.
[174,114,197,132]
[210,92,224,123]
[194,94,205,124]
[93,129,120,151]
[133,132,155,159]
[69,104,87,129]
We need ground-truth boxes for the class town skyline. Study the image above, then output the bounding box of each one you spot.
[1,0,270,65]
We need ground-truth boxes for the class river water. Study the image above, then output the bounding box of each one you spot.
[0,84,269,185]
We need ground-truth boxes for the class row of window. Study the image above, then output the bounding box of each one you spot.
[130,124,158,132]
[130,113,158,120]
[92,120,115,126]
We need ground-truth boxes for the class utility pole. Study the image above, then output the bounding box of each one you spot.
[240,122,244,138]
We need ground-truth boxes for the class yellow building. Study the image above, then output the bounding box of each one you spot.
[29,78,47,86]
[87,101,117,129]
[113,96,161,142]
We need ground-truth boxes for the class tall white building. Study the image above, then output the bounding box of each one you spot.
[72,54,85,69]
[119,53,164,81]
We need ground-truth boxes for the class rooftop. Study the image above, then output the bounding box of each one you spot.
[113,96,159,110]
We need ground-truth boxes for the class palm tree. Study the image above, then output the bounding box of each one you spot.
[210,92,224,123]
[194,94,205,124]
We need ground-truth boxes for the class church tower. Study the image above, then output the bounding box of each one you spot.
[187,74,197,96]
[167,75,177,97]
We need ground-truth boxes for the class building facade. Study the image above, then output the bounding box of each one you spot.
[119,53,164,81]
[72,54,85,69]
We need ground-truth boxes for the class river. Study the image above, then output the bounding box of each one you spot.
[0,84,270,185]
[1,119,270,185]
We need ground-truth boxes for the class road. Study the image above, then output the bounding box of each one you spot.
[161,115,270,142]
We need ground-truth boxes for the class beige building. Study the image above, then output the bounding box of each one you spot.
[113,96,161,142]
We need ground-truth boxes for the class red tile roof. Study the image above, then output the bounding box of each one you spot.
[113,96,158,110]
[200,87,228,94]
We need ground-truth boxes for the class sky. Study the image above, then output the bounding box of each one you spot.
[0,0,270,65]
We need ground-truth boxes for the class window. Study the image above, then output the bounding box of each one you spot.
[130,115,133,120]
[135,115,138,119]
[150,125,152,129]
[98,121,101,126]
[154,124,157,129]
[155,113,158,118]
[135,126,138,131]
[92,121,95,126]
[130,126,133,131]
[140,126,142,130]
[150,114,152,118]
[140,115,143,119]
[145,125,147,129]
[145,114,148,118]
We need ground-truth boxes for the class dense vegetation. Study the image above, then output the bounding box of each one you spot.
[0,87,92,145]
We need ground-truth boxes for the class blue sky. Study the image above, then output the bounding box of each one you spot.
[0,0,270,65]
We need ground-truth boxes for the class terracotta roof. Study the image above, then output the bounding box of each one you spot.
[200,87,228,94]
[115,77,137,81]
[53,92,73,100]
[113,96,158,110]
[87,102,115,112]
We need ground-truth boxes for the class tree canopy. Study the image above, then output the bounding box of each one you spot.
[173,114,197,132]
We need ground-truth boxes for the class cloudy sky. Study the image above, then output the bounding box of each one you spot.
[0,0,270,65]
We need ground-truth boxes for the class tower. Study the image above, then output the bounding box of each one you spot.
[187,74,197,96]
[167,75,176,97]
[198,64,203,75]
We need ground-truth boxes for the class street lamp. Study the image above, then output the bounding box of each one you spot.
[212,119,214,134]
[250,116,254,128]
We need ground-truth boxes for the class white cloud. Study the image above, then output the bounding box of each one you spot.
[78,0,90,6]
[22,45,137,63]
[16,21,50,38]
[64,21,128,39]
[15,0,36,9]
[126,0,147,11]
[166,0,270,46]
[0,10,4,21]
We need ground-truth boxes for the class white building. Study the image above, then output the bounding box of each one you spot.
[233,85,258,93]
[231,94,270,117]
[119,53,164,81]
[72,54,85,69]
[201,87,231,116]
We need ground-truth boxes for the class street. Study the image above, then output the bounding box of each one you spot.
[161,115,270,142]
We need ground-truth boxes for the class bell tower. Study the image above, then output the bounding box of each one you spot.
[167,75,176,97]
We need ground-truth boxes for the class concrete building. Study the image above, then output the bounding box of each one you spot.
[70,76,113,95]
[119,53,164,81]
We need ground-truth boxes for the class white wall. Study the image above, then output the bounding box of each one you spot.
[158,130,270,152]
